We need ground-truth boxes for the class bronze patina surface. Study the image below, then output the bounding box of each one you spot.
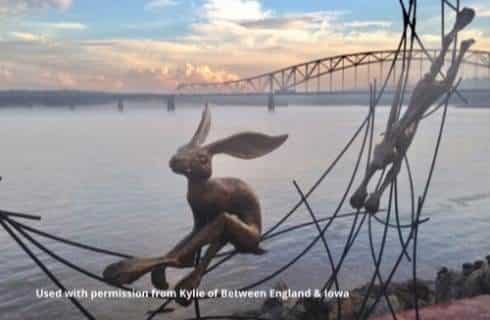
[350,8,476,214]
[103,105,288,306]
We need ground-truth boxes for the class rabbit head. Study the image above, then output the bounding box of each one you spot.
[169,105,288,180]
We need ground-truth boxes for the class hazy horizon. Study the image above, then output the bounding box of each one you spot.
[1,0,490,93]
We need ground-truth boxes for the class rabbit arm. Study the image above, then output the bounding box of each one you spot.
[165,229,199,265]
[172,212,260,261]
[103,212,261,286]
[175,239,227,306]
[103,230,197,286]
[174,213,262,306]
[350,139,395,210]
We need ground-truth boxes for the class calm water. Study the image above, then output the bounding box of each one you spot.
[0,104,489,319]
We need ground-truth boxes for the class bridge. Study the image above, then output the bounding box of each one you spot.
[175,49,490,109]
[10,49,487,111]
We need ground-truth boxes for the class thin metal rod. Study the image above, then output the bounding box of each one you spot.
[0,219,95,319]
[0,209,41,221]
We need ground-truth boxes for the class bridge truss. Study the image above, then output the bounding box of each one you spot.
[177,49,490,95]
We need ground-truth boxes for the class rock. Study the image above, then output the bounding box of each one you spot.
[371,295,401,317]
[355,283,387,298]
[439,266,449,274]
[260,282,306,320]
[463,267,486,297]
[434,258,490,301]
[327,292,363,320]
[352,295,402,318]
[281,305,304,320]
[299,297,329,320]
[233,255,490,320]
[482,271,490,294]
[473,260,484,270]
[262,297,283,312]
[435,267,463,302]
[393,279,433,309]
[233,309,262,318]
[462,262,473,276]
[262,281,288,313]
[261,309,283,320]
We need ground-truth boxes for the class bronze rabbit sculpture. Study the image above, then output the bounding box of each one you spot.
[350,7,475,214]
[103,105,288,305]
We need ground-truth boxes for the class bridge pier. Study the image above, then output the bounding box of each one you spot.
[117,99,124,112]
[167,95,175,111]
[267,93,275,111]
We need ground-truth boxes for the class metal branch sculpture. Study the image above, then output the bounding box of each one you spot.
[102,106,288,306]
[0,2,479,320]
[350,7,476,214]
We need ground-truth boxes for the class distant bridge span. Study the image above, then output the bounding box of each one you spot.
[176,49,490,96]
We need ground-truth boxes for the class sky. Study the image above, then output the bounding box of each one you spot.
[0,0,489,92]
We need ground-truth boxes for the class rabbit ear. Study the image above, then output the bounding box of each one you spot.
[189,105,211,146]
[205,132,288,159]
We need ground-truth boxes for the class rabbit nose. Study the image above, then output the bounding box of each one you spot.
[169,156,181,169]
[169,156,188,173]
[169,156,177,167]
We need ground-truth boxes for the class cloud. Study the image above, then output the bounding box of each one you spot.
[182,63,239,83]
[119,63,237,91]
[239,11,343,30]
[78,13,401,90]
[1,0,489,92]
[469,1,490,17]
[0,0,72,16]
[144,0,178,11]
[343,21,392,28]
[476,7,490,17]
[56,72,78,87]
[42,22,87,30]
[0,0,403,92]
[9,31,45,42]
[202,0,272,22]
[0,66,13,80]
[79,39,239,91]
[0,36,239,92]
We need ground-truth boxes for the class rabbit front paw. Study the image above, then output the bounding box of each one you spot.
[365,194,381,214]
[350,187,368,209]
[151,266,169,290]
[103,258,148,285]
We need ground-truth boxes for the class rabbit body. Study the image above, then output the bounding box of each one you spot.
[103,105,287,306]
[188,177,261,237]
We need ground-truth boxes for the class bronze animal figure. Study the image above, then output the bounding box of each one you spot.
[350,7,476,214]
[103,106,288,306]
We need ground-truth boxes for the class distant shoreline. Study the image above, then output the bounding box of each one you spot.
[0,89,489,108]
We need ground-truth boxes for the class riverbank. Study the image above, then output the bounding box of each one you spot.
[235,255,490,319]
